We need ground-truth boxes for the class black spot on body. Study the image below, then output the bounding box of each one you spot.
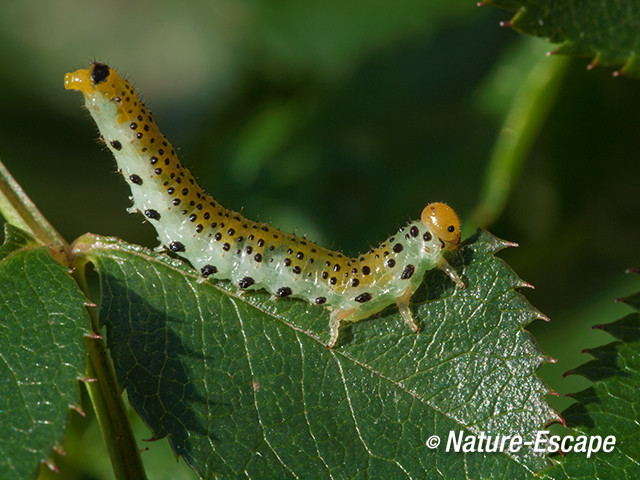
[222,243,230,251]
[169,241,185,252]
[144,209,160,220]
[351,279,359,287]
[393,243,404,253]
[110,140,122,151]
[276,287,292,297]
[292,266,301,274]
[362,266,371,275]
[410,226,419,237]
[254,253,262,262]
[129,174,142,185]
[201,265,217,277]
[239,277,255,289]
[315,296,327,305]
[355,293,372,303]
[387,259,396,268]
[423,232,432,242]
[401,264,415,279]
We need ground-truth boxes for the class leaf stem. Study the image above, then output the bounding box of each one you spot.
[0,160,70,264]
[471,52,569,229]
[75,263,149,480]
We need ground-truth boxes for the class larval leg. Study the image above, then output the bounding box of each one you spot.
[328,308,354,348]
[396,287,420,333]
[436,256,465,289]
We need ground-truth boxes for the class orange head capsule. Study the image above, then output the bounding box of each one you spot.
[64,62,140,124]
[421,202,461,251]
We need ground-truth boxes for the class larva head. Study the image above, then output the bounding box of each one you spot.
[421,202,461,251]
[64,62,140,123]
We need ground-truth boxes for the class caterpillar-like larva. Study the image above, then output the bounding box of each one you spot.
[65,62,465,348]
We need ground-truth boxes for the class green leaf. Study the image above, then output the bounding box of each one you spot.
[0,224,90,478]
[541,271,640,479]
[78,229,558,479]
[485,0,640,77]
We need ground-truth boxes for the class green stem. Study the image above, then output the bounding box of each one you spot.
[0,160,70,263]
[471,52,569,230]
[75,263,148,480]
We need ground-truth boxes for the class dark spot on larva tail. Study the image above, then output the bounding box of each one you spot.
[110,140,122,151]
[423,231,432,242]
[355,292,372,303]
[91,63,110,84]
[169,241,185,252]
[201,265,217,277]
[315,296,327,305]
[239,277,255,289]
[401,264,415,280]
[145,209,160,220]
[129,174,143,185]
[276,287,292,297]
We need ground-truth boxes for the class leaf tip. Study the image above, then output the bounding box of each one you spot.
[43,459,59,474]
[69,403,86,417]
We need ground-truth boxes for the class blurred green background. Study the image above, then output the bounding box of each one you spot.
[0,1,638,478]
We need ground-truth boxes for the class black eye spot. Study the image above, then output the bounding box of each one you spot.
[91,63,110,84]
[448,225,455,232]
